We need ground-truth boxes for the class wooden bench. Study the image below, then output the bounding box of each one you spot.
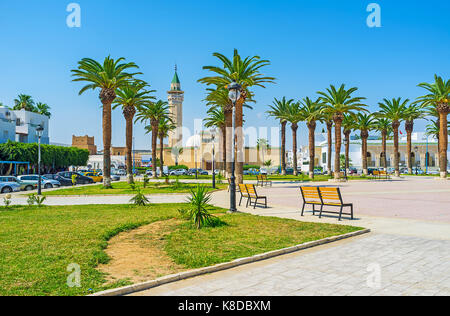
[373,170,390,180]
[238,184,250,207]
[246,184,267,209]
[257,174,273,187]
[300,186,354,221]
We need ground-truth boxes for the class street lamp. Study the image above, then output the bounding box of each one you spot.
[414,146,419,175]
[343,136,348,180]
[36,125,44,195]
[227,81,241,213]
[211,130,216,189]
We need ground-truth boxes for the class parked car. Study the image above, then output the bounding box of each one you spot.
[83,172,103,183]
[188,169,208,176]
[17,175,61,189]
[0,176,37,191]
[170,169,187,176]
[44,174,73,186]
[0,181,21,193]
[57,172,94,185]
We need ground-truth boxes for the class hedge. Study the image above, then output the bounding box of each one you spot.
[0,141,89,168]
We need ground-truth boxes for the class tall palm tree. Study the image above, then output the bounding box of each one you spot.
[416,75,450,178]
[283,102,304,176]
[318,84,367,179]
[71,56,141,187]
[374,117,392,170]
[158,116,176,175]
[342,114,357,174]
[377,97,409,177]
[13,94,35,112]
[113,80,155,183]
[198,49,275,184]
[354,113,376,175]
[299,97,324,179]
[135,100,169,178]
[256,138,270,165]
[404,104,426,174]
[35,102,51,118]
[204,106,226,171]
[266,97,293,175]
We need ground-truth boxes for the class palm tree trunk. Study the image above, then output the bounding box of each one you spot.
[393,121,400,177]
[334,118,343,179]
[344,131,350,174]
[159,134,164,176]
[327,121,333,175]
[124,106,136,184]
[308,121,316,179]
[235,98,244,184]
[151,121,158,179]
[382,131,387,170]
[361,133,368,175]
[221,125,226,172]
[281,121,287,175]
[292,124,298,176]
[406,120,413,174]
[224,108,232,178]
[437,104,449,178]
[100,88,116,188]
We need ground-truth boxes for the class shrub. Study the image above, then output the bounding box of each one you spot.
[3,194,12,208]
[169,165,189,170]
[143,174,149,188]
[129,187,149,206]
[28,195,46,207]
[179,186,216,229]
[243,165,261,171]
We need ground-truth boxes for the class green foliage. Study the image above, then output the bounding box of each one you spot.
[179,186,216,229]
[143,174,149,188]
[0,141,89,168]
[169,165,188,170]
[243,165,261,171]
[3,194,12,208]
[129,186,149,206]
[28,194,46,207]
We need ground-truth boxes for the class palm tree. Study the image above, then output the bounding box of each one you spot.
[416,75,450,178]
[13,94,35,112]
[342,114,357,174]
[204,106,226,171]
[113,80,155,183]
[71,56,141,187]
[299,97,324,179]
[135,100,169,178]
[404,104,426,174]
[198,49,275,184]
[374,118,392,170]
[158,116,176,175]
[284,102,303,176]
[318,85,367,179]
[324,113,333,176]
[35,102,51,118]
[256,138,270,165]
[266,97,293,175]
[354,113,376,175]
[377,97,409,177]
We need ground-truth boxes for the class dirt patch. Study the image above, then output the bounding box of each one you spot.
[98,219,186,284]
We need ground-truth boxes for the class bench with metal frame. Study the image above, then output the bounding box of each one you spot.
[300,186,354,221]
[373,170,390,180]
[238,184,250,207]
[246,184,267,209]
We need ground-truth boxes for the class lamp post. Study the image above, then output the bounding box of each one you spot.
[344,136,348,180]
[194,130,198,180]
[211,130,216,189]
[227,81,241,213]
[414,146,419,175]
[36,125,44,195]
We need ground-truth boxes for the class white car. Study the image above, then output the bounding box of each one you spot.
[0,182,21,194]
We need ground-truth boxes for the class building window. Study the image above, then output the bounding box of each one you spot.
[16,118,21,126]
[322,153,326,164]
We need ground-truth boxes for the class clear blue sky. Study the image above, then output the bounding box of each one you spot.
[0,0,448,149]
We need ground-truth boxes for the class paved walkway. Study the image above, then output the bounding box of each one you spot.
[131,177,450,296]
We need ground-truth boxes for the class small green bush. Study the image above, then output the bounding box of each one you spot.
[129,187,149,206]
[178,186,216,229]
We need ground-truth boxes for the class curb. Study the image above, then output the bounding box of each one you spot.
[91,228,371,296]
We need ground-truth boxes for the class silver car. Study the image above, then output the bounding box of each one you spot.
[17,175,61,189]
[0,181,21,194]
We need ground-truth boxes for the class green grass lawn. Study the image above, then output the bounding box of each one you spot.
[42,181,227,196]
[0,204,363,296]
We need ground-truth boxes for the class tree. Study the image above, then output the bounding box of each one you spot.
[158,116,176,174]
[377,97,409,177]
[256,138,270,165]
[198,49,275,184]
[266,97,293,175]
[284,102,303,176]
[34,102,52,118]
[374,117,392,170]
[416,75,450,178]
[354,113,376,175]
[135,100,169,178]
[113,80,155,184]
[342,114,357,174]
[71,56,141,187]
[299,97,324,179]
[318,84,367,179]
[13,94,36,112]
[404,104,426,174]
[323,113,333,175]
[204,106,226,171]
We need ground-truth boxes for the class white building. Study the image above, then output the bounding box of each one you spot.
[0,107,50,144]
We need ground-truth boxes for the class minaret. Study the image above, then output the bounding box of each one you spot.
[167,65,184,148]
